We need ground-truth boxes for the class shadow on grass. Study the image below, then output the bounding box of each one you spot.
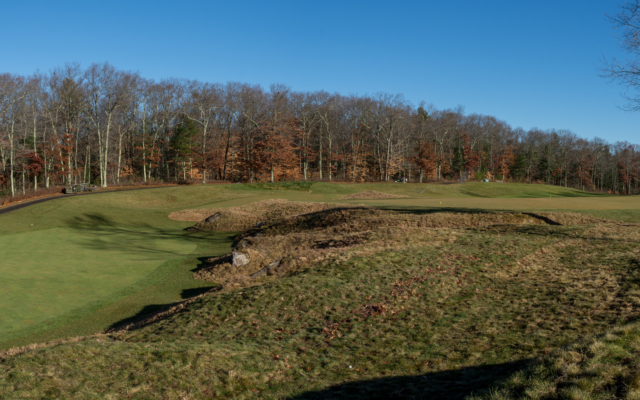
[181,286,217,299]
[65,212,236,256]
[191,254,232,275]
[107,304,174,330]
[377,205,511,215]
[288,359,532,400]
[64,213,233,332]
[105,285,222,332]
[377,205,562,224]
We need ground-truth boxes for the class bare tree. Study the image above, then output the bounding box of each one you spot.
[0,74,25,196]
[184,81,223,184]
[84,62,134,188]
[602,0,640,115]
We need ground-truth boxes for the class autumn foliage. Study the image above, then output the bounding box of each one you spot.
[0,63,638,197]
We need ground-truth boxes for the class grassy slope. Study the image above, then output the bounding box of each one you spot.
[469,321,640,400]
[3,221,640,399]
[0,182,639,399]
[0,187,240,349]
[0,227,196,338]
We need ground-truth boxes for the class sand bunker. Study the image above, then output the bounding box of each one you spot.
[339,190,409,200]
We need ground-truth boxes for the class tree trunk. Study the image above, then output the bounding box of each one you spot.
[117,131,123,184]
[9,120,16,197]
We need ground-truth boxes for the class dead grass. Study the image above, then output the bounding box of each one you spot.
[472,321,640,399]
[339,190,410,200]
[538,211,611,226]
[193,204,620,288]
[0,187,63,207]
[3,191,640,399]
[168,199,364,232]
[3,202,640,399]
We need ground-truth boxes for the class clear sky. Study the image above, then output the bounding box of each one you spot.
[2,0,637,144]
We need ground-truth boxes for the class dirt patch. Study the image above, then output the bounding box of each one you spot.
[339,190,409,200]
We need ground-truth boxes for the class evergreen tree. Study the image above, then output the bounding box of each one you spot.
[169,118,199,180]
[511,154,527,181]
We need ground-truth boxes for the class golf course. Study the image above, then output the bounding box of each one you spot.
[1,182,640,399]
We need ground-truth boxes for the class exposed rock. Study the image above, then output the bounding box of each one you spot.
[232,252,250,267]
[205,212,221,223]
[236,239,249,250]
[250,259,282,278]
[256,221,266,228]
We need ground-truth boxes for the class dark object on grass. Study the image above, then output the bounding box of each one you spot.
[205,212,221,223]
[63,183,98,194]
[250,259,282,278]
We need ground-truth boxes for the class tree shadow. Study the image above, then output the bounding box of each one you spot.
[191,254,232,274]
[105,285,222,332]
[288,359,532,400]
[64,213,232,332]
[377,205,566,225]
[181,286,217,299]
[64,212,233,257]
[377,205,515,216]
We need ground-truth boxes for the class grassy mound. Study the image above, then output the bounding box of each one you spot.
[169,199,363,232]
[1,184,639,399]
[2,212,639,399]
[339,190,410,200]
[193,207,619,287]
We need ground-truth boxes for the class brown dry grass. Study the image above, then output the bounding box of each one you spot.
[4,193,640,399]
[169,199,363,232]
[538,211,610,225]
[0,187,64,207]
[194,205,618,288]
[339,190,410,200]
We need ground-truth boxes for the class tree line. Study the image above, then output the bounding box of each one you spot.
[0,62,638,197]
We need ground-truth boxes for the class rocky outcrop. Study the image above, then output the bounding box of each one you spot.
[232,252,250,267]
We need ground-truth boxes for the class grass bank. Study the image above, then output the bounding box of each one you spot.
[1,182,639,398]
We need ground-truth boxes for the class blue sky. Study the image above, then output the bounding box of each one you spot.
[2,0,637,144]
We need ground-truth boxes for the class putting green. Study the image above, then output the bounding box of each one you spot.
[0,227,196,337]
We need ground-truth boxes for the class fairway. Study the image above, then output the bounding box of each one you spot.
[0,227,196,338]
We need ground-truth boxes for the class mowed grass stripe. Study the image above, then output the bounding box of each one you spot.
[0,227,196,338]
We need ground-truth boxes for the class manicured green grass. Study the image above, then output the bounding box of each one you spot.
[243,181,314,191]
[0,187,240,349]
[308,181,608,199]
[0,227,195,339]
